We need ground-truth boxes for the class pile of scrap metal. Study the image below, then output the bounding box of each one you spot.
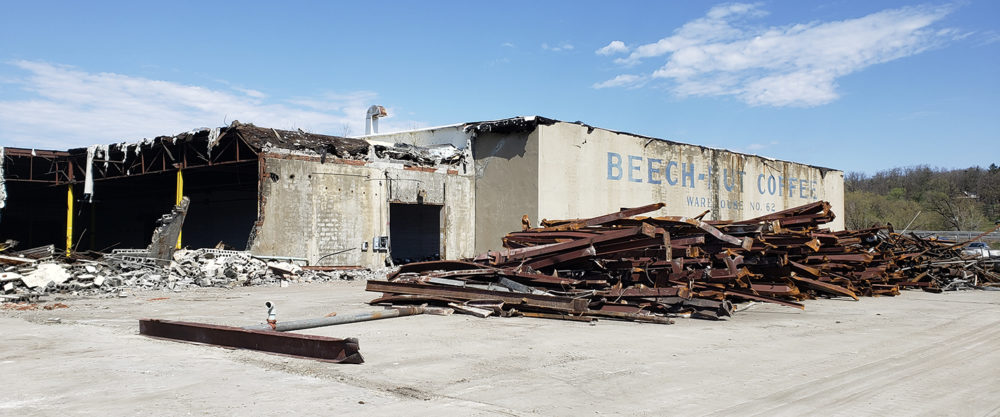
[881,231,1000,291]
[367,201,1000,324]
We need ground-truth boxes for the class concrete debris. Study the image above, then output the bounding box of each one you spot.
[0,247,379,302]
[21,263,71,289]
[267,261,302,276]
[147,197,190,261]
[1,272,24,283]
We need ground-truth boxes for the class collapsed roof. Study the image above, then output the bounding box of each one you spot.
[2,121,466,181]
[0,121,467,209]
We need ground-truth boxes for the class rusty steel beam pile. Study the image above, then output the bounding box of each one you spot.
[880,231,1000,291]
[367,201,1000,324]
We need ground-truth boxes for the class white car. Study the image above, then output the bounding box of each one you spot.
[961,242,1000,258]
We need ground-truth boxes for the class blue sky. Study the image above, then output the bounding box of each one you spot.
[0,1,997,174]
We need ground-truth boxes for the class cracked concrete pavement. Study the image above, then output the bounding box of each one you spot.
[3,281,1000,416]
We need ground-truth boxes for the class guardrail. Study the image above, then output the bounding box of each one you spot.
[905,230,1000,243]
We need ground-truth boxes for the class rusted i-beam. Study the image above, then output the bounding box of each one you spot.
[139,319,363,364]
[534,203,665,231]
[367,280,589,312]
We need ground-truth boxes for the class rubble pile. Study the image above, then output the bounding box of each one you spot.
[0,247,371,302]
[367,201,1000,324]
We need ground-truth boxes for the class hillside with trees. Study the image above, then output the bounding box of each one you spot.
[844,164,1000,231]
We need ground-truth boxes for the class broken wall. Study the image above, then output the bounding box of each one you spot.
[471,131,539,253]
[363,125,468,149]
[250,154,475,268]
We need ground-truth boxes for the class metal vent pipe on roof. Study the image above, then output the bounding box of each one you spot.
[365,105,388,135]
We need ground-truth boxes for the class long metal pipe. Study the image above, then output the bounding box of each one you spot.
[243,307,425,332]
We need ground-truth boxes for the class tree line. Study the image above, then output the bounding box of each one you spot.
[844,164,1000,231]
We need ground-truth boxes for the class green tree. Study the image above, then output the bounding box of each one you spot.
[845,191,925,230]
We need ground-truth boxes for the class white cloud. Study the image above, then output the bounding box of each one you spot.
[592,74,645,89]
[597,3,960,107]
[977,30,1000,46]
[501,42,516,48]
[0,61,425,149]
[233,87,267,99]
[541,42,575,52]
[488,57,511,67]
[595,41,629,56]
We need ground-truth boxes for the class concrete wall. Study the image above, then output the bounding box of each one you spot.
[472,131,538,253]
[534,123,845,230]
[363,125,468,149]
[360,118,846,254]
[251,154,475,268]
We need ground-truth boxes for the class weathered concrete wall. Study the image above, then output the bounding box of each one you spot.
[534,123,845,229]
[362,118,845,254]
[472,131,538,253]
[251,155,475,268]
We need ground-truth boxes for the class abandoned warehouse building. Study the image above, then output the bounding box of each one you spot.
[0,116,844,269]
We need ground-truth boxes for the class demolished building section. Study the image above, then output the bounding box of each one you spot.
[0,121,474,269]
[2,114,843,270]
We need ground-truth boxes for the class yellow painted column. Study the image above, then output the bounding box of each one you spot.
[176,169,183,249]
[65,185,73,257]
[89,205,96,250]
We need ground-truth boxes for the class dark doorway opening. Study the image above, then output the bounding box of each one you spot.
[389,203,442,264]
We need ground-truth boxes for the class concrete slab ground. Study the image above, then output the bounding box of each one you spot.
[2,280,999,416]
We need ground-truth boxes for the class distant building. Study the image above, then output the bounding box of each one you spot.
[0,116,843,268]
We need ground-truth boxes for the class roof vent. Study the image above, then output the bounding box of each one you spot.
[365,105,388,135]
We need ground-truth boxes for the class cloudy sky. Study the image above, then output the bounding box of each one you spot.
[0,1,997,173]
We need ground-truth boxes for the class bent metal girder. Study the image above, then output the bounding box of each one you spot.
[139,319,363,364]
